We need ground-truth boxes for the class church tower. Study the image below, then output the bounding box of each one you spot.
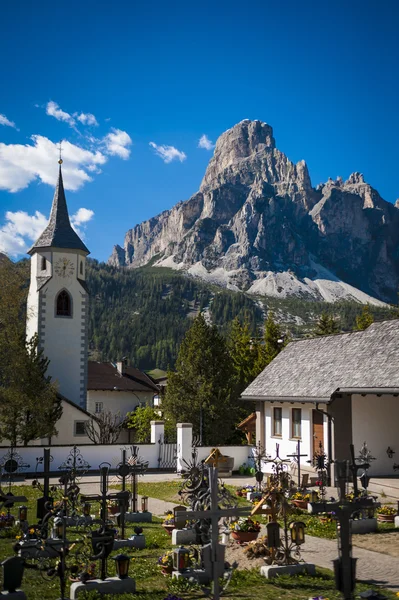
[26,160,90,408]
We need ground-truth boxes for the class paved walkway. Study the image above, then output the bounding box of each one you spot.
[302,535,399,591]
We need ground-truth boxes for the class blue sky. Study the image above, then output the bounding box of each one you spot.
[1,0,399,261]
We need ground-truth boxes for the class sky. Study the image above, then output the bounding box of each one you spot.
[1,0,399,261]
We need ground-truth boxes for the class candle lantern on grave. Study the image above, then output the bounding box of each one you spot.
[83,501,91,517]
[289,521,306,545]
[52,517,64,539]
[141,495,148,513]
[113,554,130,579]
[310,490,318,502]
[173,546,191,572]
[18,505,28,522]
[266,521,280,548]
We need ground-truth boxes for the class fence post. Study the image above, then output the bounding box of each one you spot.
[150,421,164,444]
[176,423,193,473]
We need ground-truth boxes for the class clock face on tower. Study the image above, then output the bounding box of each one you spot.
[54,257,75,278]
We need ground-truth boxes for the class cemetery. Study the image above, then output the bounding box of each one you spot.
[0,436,395,600]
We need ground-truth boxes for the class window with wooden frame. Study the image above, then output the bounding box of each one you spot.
[272,407,282,437]
[291,408,302,439]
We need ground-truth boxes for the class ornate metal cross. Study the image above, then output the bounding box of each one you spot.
[287,440,308,488]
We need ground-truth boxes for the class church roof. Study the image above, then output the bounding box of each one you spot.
[241,319,399,402]
[28,165,89,255]
[87,362,160,393]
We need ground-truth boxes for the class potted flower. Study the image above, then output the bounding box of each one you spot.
[230,517,261,543]
[107,500,119,516]
[291,492,309,510]
[158,551,174,575]
[377,505,396,523]
[0,513,15,528]
[162,513,175,535]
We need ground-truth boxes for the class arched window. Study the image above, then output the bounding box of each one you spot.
[80,261,83,275]
[41,257,46,271]
[56,290,72,317]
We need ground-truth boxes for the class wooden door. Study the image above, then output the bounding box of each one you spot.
[312,410,324,457]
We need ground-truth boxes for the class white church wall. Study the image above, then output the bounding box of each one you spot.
[86,390,154,417]
[27,248,88,408]
[263,402,313,467]
[352,393,399,476]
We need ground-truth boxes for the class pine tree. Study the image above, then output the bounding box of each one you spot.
[227,318,259,393]
[255,311,286,372]
[355,305,374,331]
[162,313,236,445]
[315,312,340,336]
[0,259,61,445]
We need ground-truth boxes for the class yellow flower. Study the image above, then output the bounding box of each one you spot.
[29,528,35,534]
[15,535,21,540]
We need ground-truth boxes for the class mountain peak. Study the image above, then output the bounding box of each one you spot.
[109,119,399,304]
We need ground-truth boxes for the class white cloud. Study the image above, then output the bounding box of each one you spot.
[71,207,94,226]
[198,134,215,150]
[0,114,17,129]
[149,142,187,163]
[76,112,98,126]
[0,207,95,257]
[0,135,106,193]
[46,101,76,127]
[104,128,132,159]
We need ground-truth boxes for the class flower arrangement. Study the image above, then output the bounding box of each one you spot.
[162,513,175,526]
[230,517,261,533]
[0,513,15,528]
[292,492,309,501]
[158,552,174,568]
[236,485,255,497]
[377,505,396,516]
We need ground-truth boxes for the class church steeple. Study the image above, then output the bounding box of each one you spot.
[28,163,89,255]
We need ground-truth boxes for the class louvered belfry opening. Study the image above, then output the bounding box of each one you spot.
[56,290,71,316]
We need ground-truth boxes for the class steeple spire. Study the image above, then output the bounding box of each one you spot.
[28,162,89,255]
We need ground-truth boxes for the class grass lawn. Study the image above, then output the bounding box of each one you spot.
[0,485,395,599]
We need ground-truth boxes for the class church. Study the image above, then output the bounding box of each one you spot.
[26,160,158,444]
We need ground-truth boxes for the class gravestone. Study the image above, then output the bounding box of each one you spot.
[0,556,26,600]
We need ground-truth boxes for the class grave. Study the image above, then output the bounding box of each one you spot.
[0,557,26,600]
[204,448,233,477]
[173,466,250,600]
[123,446,152,523]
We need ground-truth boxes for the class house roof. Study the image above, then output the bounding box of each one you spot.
[241,319,399,402]
[237,412,256,432]
[87,362,159,393]
[57,393,92,417]
[28,166,89,255]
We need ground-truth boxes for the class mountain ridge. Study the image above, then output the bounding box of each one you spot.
[109,120,399,304]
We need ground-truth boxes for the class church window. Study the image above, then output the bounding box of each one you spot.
[74,421,87,436]
[291,408,302,439]
[41,257,47,271]
[80,261,83,275]
[95,402,103,414]
[56,290,72,317]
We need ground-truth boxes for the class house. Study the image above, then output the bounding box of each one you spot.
[87,360,159,416]
[241,320,399,477]
[33,395,94,445]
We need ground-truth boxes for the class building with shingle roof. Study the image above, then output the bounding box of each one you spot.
[241,320,399,477]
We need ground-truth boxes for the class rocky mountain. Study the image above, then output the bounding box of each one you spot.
[109,120,399,304]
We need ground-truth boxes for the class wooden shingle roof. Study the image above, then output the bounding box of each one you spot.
[242,319,399,401]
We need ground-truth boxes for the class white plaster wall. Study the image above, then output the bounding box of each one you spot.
[27,249,88,407]
[352,394,399,476]
[263,402,313,467]
[87,390,154,416]
[0,443,160,471]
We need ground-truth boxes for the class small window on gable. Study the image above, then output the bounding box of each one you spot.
[56,290,72,317]
[41,257,47,271]
[74,421,87,436]
[95,402,103,414]
[80,261,83,275]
